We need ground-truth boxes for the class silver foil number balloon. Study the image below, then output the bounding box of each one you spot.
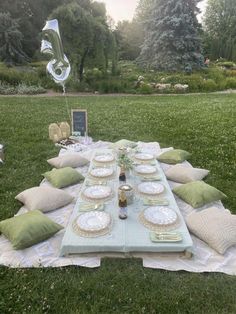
[41,19,71,86]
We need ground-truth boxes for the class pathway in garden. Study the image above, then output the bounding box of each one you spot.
[1,89,236,97]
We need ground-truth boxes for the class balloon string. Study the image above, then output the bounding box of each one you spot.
[62,84,71,123]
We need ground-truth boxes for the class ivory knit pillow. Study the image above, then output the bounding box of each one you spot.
[186,207,236,254]
[15,187,73,212]
[47,153,89,169]
[165,165,209,183]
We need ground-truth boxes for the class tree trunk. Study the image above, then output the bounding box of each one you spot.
[79,48,89,82]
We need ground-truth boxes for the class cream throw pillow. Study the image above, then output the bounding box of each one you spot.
[166,165,209,183]
[15,187,74,212]
[47,153,89,169]
[186,207,236,254]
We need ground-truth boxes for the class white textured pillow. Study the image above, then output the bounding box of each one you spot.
[47,153,89,169]
[15,187,74,212]
[186,207,236,255]
[165,165,209,183]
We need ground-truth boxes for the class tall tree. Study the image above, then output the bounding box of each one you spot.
[137,0,204,72]
[115,20,143,60]
[50,1,115,81]
[0,0,67,58]
[203,0,236,61]
[0,12,28,65]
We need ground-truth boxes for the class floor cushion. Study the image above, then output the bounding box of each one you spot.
[43,167,84,189]
[165,165,209,183]
[47,153,89,169]
[15,186,73,212]
[173,181,226,208]
[186,207,236,254]
[0,210,63,250]
[157,149,191,164]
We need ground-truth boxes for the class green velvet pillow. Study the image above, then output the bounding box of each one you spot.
[0,210,63,250]
[157,149,191,164]
[43,167,84,188]
[173,181,227,208]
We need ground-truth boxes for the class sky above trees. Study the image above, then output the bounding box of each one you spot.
[97,0,207,23]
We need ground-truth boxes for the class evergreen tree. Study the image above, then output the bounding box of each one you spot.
[137,0,204,72]
[0,12,28,65]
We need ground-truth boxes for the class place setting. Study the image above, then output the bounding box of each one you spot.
[72,211,113,238]
[139,205,180,233]
[132,152,156,165]
[87,166,117,182]
[80,184,115,204]
[133,164,161,181]
[92,153,116,166]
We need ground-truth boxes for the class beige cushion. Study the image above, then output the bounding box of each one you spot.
[15,187,73,212]
[166,165,209,183]
[47,153,89,169]
[186,207,236,254]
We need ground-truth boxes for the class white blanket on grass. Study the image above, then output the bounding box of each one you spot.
[0,141,236,275]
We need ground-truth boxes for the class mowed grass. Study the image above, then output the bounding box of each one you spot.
[0,94,236,313]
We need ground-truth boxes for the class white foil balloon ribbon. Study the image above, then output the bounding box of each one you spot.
[41,19,71,86]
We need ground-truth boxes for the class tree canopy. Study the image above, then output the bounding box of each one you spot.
[50,1,116,81]
[203,0,236,61]
[0,12,28,65]
[137,0,204,72]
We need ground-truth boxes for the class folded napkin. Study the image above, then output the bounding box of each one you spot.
[79,203,105,212]
[141,175,161,181]
[150,232,182,243]
[143,198,169,206]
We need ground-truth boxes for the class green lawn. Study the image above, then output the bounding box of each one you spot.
[0,94,236,313]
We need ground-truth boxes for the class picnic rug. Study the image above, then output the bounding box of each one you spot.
[0,141,235,275]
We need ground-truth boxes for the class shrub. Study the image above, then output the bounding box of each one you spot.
[0,82,16,94]
[225,78,236,89]
[201,79,218,92]
[138,83,153,94]
[206,67,225,83]
[17,83,46,95]
[216,61,235,68]
[85,68,104,82]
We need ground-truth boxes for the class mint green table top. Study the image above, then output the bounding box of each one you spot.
[60,149,193,256]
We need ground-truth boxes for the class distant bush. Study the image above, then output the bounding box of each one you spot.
[216,61,235,68]
[0,82,16,94]
[138,84,153,94]
[17,83,46,95]
[225,78,236,89]
[0,82,46,95]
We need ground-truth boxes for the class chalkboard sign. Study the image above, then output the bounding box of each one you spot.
[71,109,88,136]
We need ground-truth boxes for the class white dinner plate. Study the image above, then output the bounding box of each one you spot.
[138,182,164,195]
[76,211,111,232]
[135,164,156,175]
[94,154,114,163]
[90,168,113,178]
[144,206,177,225]
[134,153,154,161]
[83,185,112,199]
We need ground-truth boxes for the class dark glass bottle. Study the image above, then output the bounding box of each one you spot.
[119,190,128,220]
[119,166,126,182]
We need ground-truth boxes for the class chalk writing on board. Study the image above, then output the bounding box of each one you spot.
[71,110,87,136]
